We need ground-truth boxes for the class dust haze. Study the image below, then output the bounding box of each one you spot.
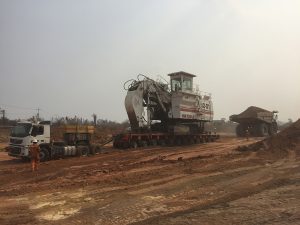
[0,0,299,122]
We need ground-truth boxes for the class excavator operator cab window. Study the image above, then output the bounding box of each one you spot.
[169,72,196,92]
[171,78,182,92]
[182,78,192,91]
[171,77,192,92]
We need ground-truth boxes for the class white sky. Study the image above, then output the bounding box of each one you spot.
[0,0,299,122]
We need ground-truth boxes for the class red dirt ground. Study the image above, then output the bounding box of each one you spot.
[0,134,299,225]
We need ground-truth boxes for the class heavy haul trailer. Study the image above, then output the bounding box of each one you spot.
[113,132,219,148]
[113,71,219,149]
[8,121,96,161]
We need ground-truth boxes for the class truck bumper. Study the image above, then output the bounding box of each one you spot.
[8,145,29,158]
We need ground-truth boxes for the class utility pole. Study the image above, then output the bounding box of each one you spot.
[36,108,40,121]
[92,114,97,126]
[0,108,5,125]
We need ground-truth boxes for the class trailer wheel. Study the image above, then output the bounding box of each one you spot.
[122,142,130,149]
[175,138,182,146]
[39,147,50,162]
[76,147,82,156]
[151,140,157,146]
[95,146,101,153]
[159,139,166,146]
[131,141,138,149]
[166,138,174,146]
[81,147,89,156]
[141,141,148,147]
[89,146,96,155]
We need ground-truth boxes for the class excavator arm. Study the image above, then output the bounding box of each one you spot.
[124,75,171,131]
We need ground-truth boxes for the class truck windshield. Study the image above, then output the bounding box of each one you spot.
[10,123,32,138]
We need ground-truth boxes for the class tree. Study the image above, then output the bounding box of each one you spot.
[92,114,97,126]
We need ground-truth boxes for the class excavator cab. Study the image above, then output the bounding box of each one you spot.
[169,71,195,92]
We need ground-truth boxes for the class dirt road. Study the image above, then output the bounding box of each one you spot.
[0,137,299,225]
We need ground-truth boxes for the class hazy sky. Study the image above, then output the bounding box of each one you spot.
[0,0,299,122]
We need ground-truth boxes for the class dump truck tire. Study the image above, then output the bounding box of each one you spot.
[236,124,246,137]
[257,123,269,137]
[268,122,278,136]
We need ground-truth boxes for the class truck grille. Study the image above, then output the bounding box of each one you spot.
[10,147,21,155]
[10,138,22,144]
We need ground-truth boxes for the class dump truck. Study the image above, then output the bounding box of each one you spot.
[113,71,219,148]
[8,121,97,161]
[230,106,278,137]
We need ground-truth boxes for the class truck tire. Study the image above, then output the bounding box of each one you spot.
[175,138,182,146]
[159,139,167,146]
[76,147,82,156]
[40,147,50,162]
[122,142,130,149]
[268,122,278,136]
[150,140,158,146]
[80,147,89,156]
[141,141,148,147]
[95,146,101,153]
[89,146,96,155]
[236,124,245,137]
[257,123,269,137]
[131,141,138,149]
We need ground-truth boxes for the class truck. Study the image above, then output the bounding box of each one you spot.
[8,121,96,161]
[113,71,219,148]
[229,106,278,137]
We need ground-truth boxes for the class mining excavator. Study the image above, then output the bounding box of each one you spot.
[113,71,219,148]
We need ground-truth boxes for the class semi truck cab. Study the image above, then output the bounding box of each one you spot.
[8,121,50,159]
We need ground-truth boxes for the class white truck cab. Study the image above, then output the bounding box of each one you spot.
[8,121,51,159]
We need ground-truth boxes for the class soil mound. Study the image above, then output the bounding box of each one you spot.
[238,119,300,154]
[267,119,300,148]
[237,106,270,118]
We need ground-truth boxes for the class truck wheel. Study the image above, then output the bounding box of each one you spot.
[81,147,89,156]
[141,141,148,147]
[122,142,130,149]
[131,141,138,149]
[40,147,50,162]
[151,140,158,146]
[175,138,182,146]
[94,146,101,153]
[76,147,82,156]
[89,146,96,155]
[258,123,269,137]
[159,139,167,146]
[236,124,245,137]
[268,122,278,136]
